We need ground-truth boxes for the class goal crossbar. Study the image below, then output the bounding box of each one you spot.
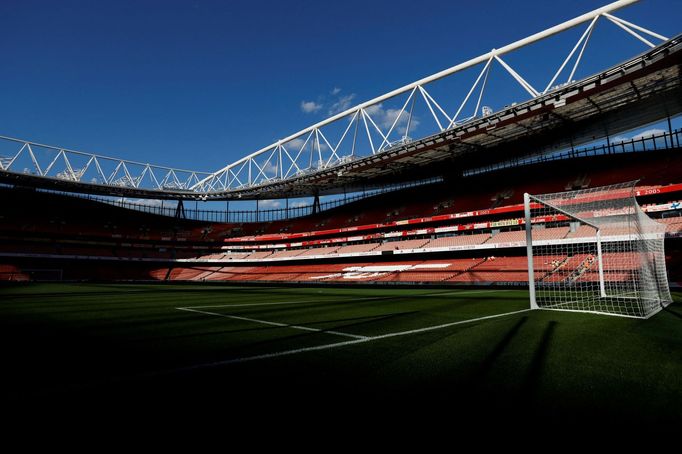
[524,181,672,319]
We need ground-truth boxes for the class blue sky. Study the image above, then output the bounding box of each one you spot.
[0,0,680,176]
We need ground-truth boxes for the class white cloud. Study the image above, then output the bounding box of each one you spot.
[290,201,309,208]
[611,128,666,144]
[328,94,356,115]
[280,138,327,173]
[283,137,328,153]
[284,137,308,152]
[261,160,278,175]
[299,87,359,116]
[300,100,322,113]
[632,128,666,140]
[118,198,177,208]
[364,103,420,135]
[259,199,281,209]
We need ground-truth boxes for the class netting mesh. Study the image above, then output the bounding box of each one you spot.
[526,181,672,318]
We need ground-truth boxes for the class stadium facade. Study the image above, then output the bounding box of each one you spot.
[1,0,681,294]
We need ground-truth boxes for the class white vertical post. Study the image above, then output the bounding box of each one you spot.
[596,229,607,297]
[278,145,283,180]
[524,193,539,310]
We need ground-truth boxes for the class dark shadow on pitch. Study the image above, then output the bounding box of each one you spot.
[468,316,528,386]
[661,304,682,320]
[520,320,557,403]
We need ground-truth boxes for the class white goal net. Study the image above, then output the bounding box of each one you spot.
[524,181,672,319]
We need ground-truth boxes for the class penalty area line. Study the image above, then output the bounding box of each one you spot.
[177,288,505,311]
[176,306,368,340]
[369,308,531,340]
[177,295,393,310]
[183,308,532,369]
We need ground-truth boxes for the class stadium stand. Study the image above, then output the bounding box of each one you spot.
[660,216,682,233]
[425,233,491,248]
[267,249,307,259]
[487,230,526,244]
[297,246,340,257]
[374,239,430,252]
[1,148,681,284]
[244,251,273,260]
[335,243,380,254]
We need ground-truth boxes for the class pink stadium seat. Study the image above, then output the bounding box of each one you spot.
[425,233,491,248]
[335,243,380,254]
[487,230,526,244]
[267,249,307,259]
[374,239,430,252]
[297,246,340,256]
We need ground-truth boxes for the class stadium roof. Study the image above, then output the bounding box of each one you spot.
[0,1,680,200]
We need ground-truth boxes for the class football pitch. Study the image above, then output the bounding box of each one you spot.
[1,283,681,427]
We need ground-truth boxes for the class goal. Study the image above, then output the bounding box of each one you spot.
[524,181,672,318]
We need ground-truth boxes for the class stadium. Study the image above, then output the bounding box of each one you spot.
[1,0,681,428]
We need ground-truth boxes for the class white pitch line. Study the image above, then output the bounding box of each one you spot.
[178,296,389,310]
[178,301,322,310]
[177,306,367,340]
[184,338,370,368]
[185,308,531,368]
[178,289,505,311]
[178,293,420,310]
[367,308,531,340]
[417,289,511,298]
[424,289,509,295]
[175,289,526,368]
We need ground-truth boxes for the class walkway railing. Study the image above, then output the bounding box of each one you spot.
[463,127,681,177]
[29,176,442,223]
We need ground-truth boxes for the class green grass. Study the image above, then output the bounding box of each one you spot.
[1,283,681,428]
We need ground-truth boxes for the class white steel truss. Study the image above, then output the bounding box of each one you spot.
[0,0,671,195]
[0,135,212,192]
[190,0,669,192]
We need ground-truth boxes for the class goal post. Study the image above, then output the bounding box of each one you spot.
[524,192,539,310]
[525,181,672,319]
